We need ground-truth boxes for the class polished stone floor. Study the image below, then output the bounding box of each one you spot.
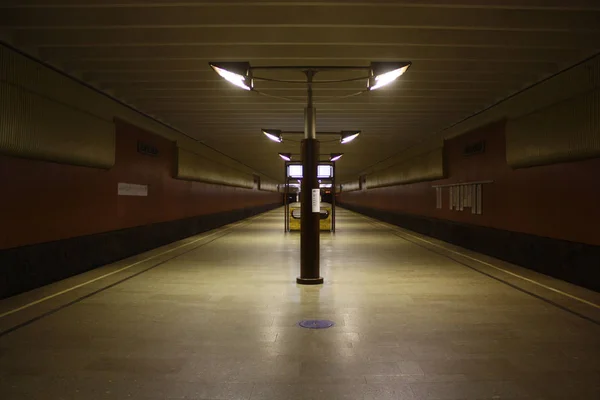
[0,208,599,399]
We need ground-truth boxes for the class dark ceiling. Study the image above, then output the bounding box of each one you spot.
[1,0,599,182]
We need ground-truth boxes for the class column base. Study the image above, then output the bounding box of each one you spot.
[296,276,324,285]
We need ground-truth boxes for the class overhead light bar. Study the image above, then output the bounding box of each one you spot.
[278,153,292,161]
[330,153,343,162]
[209,61,411,92]
[340,130,361,144]
[209,62,253,91]
[262,129,283,143]
[368,62,411,91]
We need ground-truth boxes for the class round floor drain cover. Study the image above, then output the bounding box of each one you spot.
[298,319,335,329]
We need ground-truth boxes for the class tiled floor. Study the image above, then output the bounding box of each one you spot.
[0,208,599,399]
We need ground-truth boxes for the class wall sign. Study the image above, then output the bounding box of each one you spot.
[450,184,482,214]
[253,174,260,190]
[311,189,320,213]
[286,164,335,178]
[118,183,148,196]
[137,141,159,156]
[432,180,493,215]
[359,175,367,190]
[463,140,486,156]
[435,187,443,209]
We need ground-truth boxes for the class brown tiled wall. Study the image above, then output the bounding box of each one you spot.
[0,119,281,250]
[340,121,600,246]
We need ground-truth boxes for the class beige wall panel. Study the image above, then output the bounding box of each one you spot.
[507,88,600,168]
[361,56,598,182]
[443,54,600,141]
[367,147,444,189]
[260,179,279,192]
[341,180,360,192]
[1,44,278,181]
[0,80,115,168]
[361,138,444,177]
[359,55,600,180]
[176,148,254,189]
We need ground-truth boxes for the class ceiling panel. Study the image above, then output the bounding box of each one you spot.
[2,0,599,182]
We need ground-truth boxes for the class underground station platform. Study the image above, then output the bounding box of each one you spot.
[1,208,599,400]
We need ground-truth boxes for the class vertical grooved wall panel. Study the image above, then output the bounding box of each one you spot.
[260,179,279,192]
[442,54,600,142]
[366,147,445,189]
[506,87,600,168]
[176,147,254,189]
[341,180,360,192]
[1,46,115,168]
[0,44,277,182]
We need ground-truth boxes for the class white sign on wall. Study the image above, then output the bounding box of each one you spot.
[118,183,148,196]
[435,180,492,215]
[311,189,320,213]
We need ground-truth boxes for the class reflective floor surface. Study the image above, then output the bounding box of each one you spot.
[1,208,599,399]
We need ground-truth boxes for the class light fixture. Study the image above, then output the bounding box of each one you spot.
[209,62,253,91]
[340,130,361,144]
[330,153,343,162]
[209,60,411,286]
[368,62,411,91]
[278,153,292,161]
[262,129,283,143]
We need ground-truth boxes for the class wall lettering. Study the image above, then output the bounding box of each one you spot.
[463,140,486,156]
[137,141,159,157]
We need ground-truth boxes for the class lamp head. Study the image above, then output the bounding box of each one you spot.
[340,130,361,144]
[209,62,253,91]
[278,153,292,162]
[330,153,344,162]
[368,61,411,90]
[262,129,283,143]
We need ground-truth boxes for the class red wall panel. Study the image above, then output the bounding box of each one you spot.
[0,120,280,250]
[340,121,600,246]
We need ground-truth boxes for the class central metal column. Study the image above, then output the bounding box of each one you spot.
[297,70,323,285]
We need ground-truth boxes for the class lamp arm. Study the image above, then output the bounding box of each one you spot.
[282,131,342,136]
[250,65,371,72]
[255,90,305,103]
[313,90,368,102]
[252,75,371,85]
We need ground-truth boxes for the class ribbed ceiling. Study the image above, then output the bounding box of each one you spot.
[1,0,599,182]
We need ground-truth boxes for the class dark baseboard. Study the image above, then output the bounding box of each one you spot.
[340,203,600,293]
[0,203,280,299]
